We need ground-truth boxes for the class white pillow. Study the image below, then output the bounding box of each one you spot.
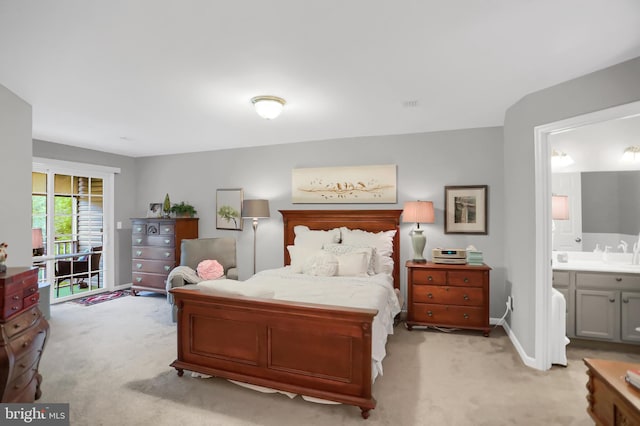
[294,225,341,250]
[303,251,338,276]
[335,252,370,277]
[287,245,319,273]
[323,243,375,275]
[340,227,396,274]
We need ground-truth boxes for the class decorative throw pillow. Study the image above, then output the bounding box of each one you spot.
[197,259,225,280]
[323,243,375,275]
[335,252,370,277]
[340,227,397,274]
[302,251,338,276]
[287,245,320,273]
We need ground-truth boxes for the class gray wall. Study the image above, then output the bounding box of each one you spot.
[32,140,137,287]
[582,171,640,235]
[504,56,640,357]
[0,84,32,266]
[134,127,507,316]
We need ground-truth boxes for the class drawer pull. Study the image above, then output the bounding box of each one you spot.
[164,227,171,232]
[164,252,171,258]
[19,363,26,368]
[427,276,433,281]
[609,297,616,303]
[164,265,171,271]
[12,295,19,300]
[136,251,142,256]
[427,293,433,299]
[622,297,629,303]
[164,239,171,244]
[23,340,31,347]
[464,278,469,283]
[136,238,142,244]
[30,297,36,302]
[11,306,18,311]
[427,310,433,317]
[13,324,21,329]
[463,294,469,301]
[29,287,36,293]
[136,227,143,232]
[463,313,469,319]
[615,277,622,282]
[136,277,142,283]
[136,263,143,269]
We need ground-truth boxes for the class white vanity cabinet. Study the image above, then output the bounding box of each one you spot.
[574,271,640,344]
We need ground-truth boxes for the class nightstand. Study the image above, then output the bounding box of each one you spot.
[406,261,491,336]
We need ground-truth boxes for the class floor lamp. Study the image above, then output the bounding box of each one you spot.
[242,199,270,275]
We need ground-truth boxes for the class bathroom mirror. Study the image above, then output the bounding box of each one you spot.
[551,114,640,252]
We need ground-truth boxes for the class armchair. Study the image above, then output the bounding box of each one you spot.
[167,238,237,321]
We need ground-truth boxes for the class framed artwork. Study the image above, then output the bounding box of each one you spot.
[147,203,162,218]
[291,164,397,203]
[444,185,488,234]
[216,188,243,230]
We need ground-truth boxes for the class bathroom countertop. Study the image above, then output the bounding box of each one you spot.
[552,251,640,274]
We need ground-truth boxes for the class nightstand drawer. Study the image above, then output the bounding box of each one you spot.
[411,303,486,327]
[413,285,484,306]
[412,269,446,285]
[447,270,485,287]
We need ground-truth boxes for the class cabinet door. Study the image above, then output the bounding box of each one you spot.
[621,291,640,343]
[576,289,619,341]
[554,286,573,337]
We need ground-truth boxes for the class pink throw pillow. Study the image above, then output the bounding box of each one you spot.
[197,259,224,280]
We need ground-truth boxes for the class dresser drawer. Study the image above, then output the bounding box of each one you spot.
[411,303,486,327]
[22,292,39,310]
[132,273,168,291]
[9,325,47,363]
[159,224,175,235]
[2,289,23,319]
[132,259,174,274]
[448,270,485,287]
[412,269,446,285]
[413,285,484,306]
[4,373,40,403]
[132,235,175,247]
[132,223,147,234]
[4,306,41,339]
[132,246,175,261]
[11,346,44,383]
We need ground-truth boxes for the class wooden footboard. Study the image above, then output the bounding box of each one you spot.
[170,287,378,419]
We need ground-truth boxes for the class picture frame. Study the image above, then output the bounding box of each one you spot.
[147,203,162,218]
[444,185,488,234]
[216,188,243,230]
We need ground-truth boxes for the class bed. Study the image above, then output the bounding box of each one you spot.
[169,209,402,419]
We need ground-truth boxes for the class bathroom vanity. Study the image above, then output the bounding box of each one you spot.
[553,253,640,345]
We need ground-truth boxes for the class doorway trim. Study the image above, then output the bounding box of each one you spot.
[533,100,640,370]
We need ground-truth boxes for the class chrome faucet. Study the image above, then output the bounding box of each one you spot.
[619,240,628,253]
[633,233,640,265]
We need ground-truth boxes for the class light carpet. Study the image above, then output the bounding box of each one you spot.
[38,292,640,426]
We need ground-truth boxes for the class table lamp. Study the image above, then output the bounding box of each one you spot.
[403,201,435,263]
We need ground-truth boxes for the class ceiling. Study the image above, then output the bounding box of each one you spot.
[1,1,640,158]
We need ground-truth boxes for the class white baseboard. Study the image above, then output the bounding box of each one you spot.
[501,319,537,368]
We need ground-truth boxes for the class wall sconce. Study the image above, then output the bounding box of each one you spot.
[32,228,44,256]
[621,146,640,163]
[242,199,270,274]
[251,96,286,120]
[402,201,435,263]
[551,149,574,168]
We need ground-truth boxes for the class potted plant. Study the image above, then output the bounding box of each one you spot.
[170,202,197,218]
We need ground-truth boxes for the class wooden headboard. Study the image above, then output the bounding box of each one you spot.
[279,209,403,290]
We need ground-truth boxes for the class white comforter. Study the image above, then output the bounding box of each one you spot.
[230,267,402,381]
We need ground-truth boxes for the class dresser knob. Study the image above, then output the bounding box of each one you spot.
[464,278,469,283]
[30,287,36,293]
[609,297,616,303]
[136,277,142,283]
[136,263,142,269]
[19,363,26,368]
[164,266,170,271]
[463,313,469,319]
[136,239,142,244]
[136,227,142,232]
[427,293,433,299]
[164,239,171,244]
[427,310,433,317]
[11,306,18,311]
[164,253,171,258]
[427,276,433,281]
[13,324,20,329]
[12,295,19,300]
[164,228,170,232]
[136,251,142,256]
[463,294,469,301]
[23,340,31,347]
[30,297,36,302]
[622,297,629,303]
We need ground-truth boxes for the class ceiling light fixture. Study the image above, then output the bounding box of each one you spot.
[621,146,640,163]
[251,95,286,120]
[551,149,574,168]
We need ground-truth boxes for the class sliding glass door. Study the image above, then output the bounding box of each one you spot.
[32,159,116,303]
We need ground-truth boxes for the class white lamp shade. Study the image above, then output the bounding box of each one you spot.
[242,200,270,219]
[402,201,435,224]
[251,96,285,120]
[552,195,569,220]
